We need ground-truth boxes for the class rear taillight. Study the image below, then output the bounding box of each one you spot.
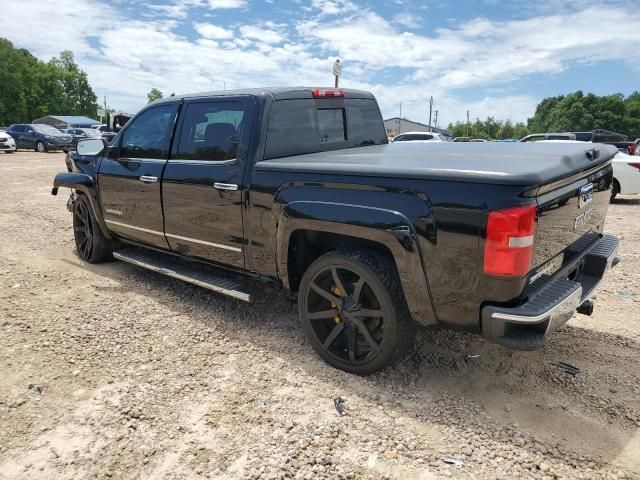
[312,88,344,98]
[484,205,537,277]
[628,162,640,171]
[628,145,636,155]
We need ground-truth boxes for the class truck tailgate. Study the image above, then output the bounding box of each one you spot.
[530,158,614,283]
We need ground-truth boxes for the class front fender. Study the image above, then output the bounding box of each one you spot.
[52,172,112,240]
[277,201,436,325]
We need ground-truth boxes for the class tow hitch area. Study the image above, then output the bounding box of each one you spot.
[577,299,594,316]
[482,234,619,350]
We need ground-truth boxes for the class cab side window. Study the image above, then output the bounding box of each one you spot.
[120,104,175,159]
[176,102,245,161]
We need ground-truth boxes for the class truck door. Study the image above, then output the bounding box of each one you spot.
[98,102,178,248]
[161,96,254,269]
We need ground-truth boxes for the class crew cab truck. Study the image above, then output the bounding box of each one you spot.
[52,87,620,374]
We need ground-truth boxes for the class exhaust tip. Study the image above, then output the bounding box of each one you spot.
[577,299,594,316]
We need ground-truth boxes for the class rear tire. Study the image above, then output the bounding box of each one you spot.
[298,250,415,375]
[611,179,620,203]
[35,141,46,153]
[72,195,113,263]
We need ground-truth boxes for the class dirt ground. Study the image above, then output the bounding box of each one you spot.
[0,151,639,480]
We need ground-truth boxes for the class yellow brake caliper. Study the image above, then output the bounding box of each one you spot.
[331,286,341,323]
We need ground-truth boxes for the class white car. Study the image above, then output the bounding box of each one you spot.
[392,131,445,143]
[538,140,640,201]
[0,131,16,153]
[611,151,640,201]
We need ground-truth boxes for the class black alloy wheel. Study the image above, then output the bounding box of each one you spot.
[298,250,414,375]
[73,198,94,260]
[72,195,113,263]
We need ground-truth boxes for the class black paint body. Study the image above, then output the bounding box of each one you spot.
[52,88,616,334]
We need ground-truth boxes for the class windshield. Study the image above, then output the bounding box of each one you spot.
[34,125,63,135]
[81,128,102,137]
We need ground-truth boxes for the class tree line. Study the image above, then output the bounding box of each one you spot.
[0,38,98,126]
[447,91,640,140]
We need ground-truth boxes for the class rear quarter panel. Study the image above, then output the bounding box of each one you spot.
[248,166,530,331]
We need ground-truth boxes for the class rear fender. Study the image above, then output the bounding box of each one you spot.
[277,201,436,325]
[52,172,112,240]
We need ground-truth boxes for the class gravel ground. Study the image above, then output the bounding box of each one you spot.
[1,151,639,480]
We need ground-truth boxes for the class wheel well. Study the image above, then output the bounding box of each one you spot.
[286,230,396,293]
[613,177,620,191]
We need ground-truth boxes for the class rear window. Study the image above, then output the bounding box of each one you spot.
[264,98,386,160]
[396,134,433,141]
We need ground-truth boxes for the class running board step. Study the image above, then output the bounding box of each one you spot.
[113,248,253,302]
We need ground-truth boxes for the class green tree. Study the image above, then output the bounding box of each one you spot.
[147,88,163,103]
[527,90,639,139]
[0,39,98,125]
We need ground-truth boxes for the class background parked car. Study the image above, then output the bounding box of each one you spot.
[65,128,103,149]
[539,140,640,201]
[91,124,117,143]
[611,152,640,201]
[5,124,73,152]
[392,131,445,142]
[451,136,488,142]
[0,130,16,153]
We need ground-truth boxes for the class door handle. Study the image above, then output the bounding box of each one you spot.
[139,175,158,183]
[213,182,238,191]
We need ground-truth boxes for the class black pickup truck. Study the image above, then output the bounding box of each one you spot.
[52,87,620,374]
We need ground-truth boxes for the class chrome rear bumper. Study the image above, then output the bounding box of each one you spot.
[481,234,619,350]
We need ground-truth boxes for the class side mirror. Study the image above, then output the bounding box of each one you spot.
[76,138,105,156]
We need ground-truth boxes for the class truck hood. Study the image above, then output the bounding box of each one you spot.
[258,142,619,187]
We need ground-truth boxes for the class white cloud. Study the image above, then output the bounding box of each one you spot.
[309,0,357,16]
[194,22,234,39]
[207,0,247,8]
[393,12,422,29]
[2,0,115,58]
[300,6,640,92]
[4,0,639,127]
[239,25,284,44]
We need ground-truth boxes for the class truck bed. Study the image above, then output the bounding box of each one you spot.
[258,142,619,186]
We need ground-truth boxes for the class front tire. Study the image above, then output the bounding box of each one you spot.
[298,250,415,375]
[72,195,113,263]
[35,141,46,153]
[611,179,620,203]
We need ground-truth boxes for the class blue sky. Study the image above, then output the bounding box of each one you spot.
[4,0,639,126]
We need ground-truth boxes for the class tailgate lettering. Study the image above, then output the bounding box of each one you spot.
[574,208,593,230]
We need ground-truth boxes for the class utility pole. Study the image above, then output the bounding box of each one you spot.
[428,96,433,132]
[333,59,342,88]
[466,110,470,137]
[434,110,439,130]
[104,96,108,127]
[399,102,402,118]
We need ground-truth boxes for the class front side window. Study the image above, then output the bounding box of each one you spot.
[121,104,175,159]
[523,135,545,142]
[176,101,245,161]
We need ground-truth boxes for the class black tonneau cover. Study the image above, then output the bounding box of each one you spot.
[258,142,619,186]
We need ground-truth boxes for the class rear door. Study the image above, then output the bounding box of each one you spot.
[161,96,254,268]
[98,102,178,248]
